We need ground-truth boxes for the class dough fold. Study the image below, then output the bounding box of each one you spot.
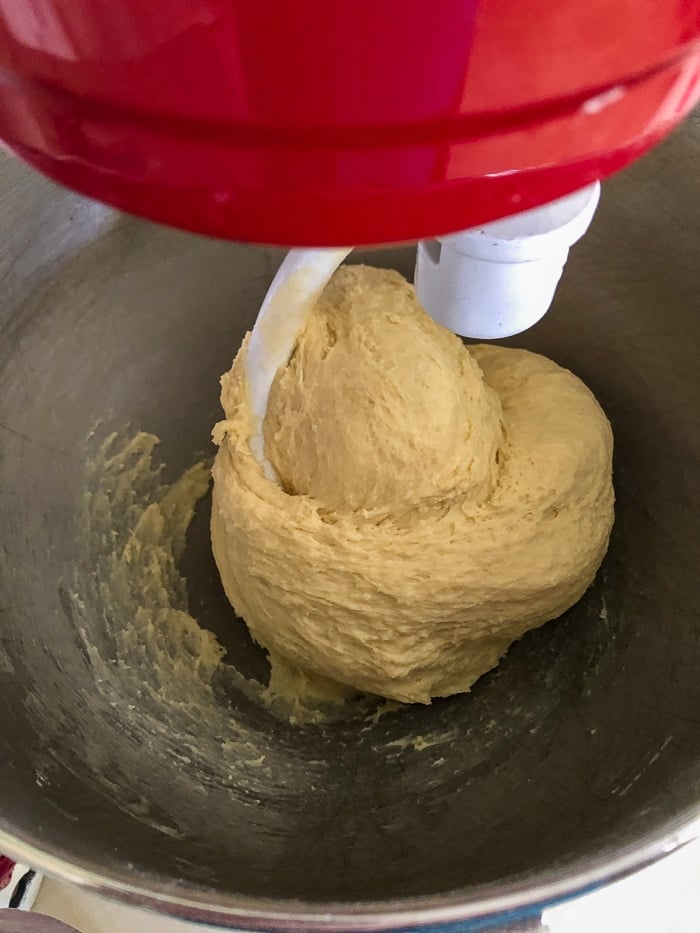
[211,266,614,703]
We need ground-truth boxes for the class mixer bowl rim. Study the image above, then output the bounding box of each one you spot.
[1,807,699,928]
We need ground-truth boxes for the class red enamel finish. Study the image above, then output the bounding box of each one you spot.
[0,1,698,244]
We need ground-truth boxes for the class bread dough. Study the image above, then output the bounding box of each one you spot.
[211,266,614,703]
[264,267,502,513]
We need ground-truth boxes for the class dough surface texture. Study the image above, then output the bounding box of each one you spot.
[211,265,614,703]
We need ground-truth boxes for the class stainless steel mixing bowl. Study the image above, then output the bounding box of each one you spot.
[0,113,699,932]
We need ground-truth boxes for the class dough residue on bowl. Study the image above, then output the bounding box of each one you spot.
[41,430,387,849]
[211,265,615,704]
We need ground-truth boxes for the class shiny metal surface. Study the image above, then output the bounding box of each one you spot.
[0,114,699,931]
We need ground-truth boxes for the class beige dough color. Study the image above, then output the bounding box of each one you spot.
[211,266,614,704]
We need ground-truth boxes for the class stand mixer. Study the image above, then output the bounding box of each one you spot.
[0,0,699,338]
[1,3,700,932]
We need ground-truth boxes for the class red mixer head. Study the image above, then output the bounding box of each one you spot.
[0,0,698,246]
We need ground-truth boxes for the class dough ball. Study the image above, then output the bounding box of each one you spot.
[211,266,614,704]
[265,266,502,512]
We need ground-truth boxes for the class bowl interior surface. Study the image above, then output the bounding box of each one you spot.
[0,117,699,919]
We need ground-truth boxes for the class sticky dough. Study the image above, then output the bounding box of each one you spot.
[211,266,614,704]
